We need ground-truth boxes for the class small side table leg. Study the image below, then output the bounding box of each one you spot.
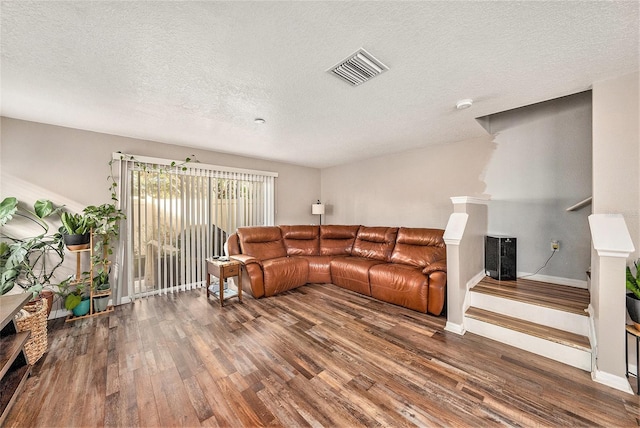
[207,273,211,299]
[238,272,242,303]
[220,275,225,307]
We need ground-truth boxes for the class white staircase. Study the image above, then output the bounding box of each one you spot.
[464,277,592,371]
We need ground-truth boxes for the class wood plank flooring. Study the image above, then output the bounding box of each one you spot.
[4,283,639,427]
[474,277,590,315]
[465,307,591,350]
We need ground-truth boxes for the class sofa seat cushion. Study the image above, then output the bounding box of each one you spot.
[262,257,309,296]
[369,263,429,313]
[295,255,333,284]
[330,256,384,296]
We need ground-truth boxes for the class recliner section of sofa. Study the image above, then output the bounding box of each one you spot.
[228,224,446,315]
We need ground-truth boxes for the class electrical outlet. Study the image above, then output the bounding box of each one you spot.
[551,240,560,251]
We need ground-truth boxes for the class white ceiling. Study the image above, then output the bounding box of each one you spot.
[1,1,638,169]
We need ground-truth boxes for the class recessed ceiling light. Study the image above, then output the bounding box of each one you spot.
[254,118,266,124]
[456,99,473,110]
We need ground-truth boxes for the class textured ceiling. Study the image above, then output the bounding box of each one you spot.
[1,1,638,168]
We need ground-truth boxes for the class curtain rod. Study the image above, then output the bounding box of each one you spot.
[112,152,279,178]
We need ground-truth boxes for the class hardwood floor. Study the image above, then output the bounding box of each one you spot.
[5,283,639,427]
[473,277,590,315]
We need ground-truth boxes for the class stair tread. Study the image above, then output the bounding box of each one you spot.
[472,277,589,316]
[465,307,591,351]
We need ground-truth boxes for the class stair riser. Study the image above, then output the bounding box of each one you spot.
[469,291,589,336]
[465,317,592,371]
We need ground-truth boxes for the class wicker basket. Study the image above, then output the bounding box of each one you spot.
[15,298,48,364]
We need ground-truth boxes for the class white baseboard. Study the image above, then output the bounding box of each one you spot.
[463,270,486,313]
[467,270,486,289]
[517,272,587,289]
[467,269,487,290]
[49,308,69,320]
[591,369,634,394]
[444,321,466,335]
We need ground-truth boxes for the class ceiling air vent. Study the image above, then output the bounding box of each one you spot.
[327,48,388,87]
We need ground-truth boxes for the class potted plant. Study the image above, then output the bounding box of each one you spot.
[626,259,640,330]
[1,196,66,363]
[92,268,111,312]
[83,203,124,261]
[60,211,93,250]
[56,278,90,316]
[0,197,65,307]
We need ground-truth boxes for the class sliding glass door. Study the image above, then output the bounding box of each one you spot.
[111,154,276,300]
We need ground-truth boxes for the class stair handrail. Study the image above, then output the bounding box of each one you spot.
[566,196,592,212]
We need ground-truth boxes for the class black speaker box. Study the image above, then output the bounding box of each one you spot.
[485,235,517,281]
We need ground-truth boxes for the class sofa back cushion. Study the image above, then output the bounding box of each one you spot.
[237,226,287,260]
[390,227,446,268]
[352,226,398,261]
[320,225,360,256]
[280,225,320,256]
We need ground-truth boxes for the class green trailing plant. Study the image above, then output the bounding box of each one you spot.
[60,211,92,235]
[83,203,125,264]
[0,197,66,297]
[108,152,197,205]
[626,259,640,299]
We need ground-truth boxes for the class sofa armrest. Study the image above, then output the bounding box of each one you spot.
[230,254,263,268]
[229,254,266,298]
[421,259,447,275]
[422,259,446,316]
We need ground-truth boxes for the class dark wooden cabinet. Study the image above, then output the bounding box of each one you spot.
[0,293,32,425]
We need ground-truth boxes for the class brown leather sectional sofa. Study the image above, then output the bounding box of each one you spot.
[227,225,447,315]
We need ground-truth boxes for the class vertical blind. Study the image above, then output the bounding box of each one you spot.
[112,153,277,300]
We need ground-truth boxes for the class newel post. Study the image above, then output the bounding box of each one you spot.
[444,197,489,335]
[588,214,635,393]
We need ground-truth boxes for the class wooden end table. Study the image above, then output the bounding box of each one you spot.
[206,258,242,307]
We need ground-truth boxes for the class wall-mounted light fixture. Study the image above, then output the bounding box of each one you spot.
[312,200,325,225]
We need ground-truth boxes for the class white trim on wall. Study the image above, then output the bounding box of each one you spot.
[449,196,490,205]
[516,273,588,289]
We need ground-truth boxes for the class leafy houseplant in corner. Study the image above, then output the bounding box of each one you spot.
[0,197,65,301]
[1,197,66,363]
[92,269,110,312]
[56,279,90,317]
[626,259,640,331]
[60,212,92,250]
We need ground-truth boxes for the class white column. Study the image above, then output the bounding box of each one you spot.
[444,196,489,335]
[589,214,635,393]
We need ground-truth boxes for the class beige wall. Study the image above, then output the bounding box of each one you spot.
[591,71,640,381]
[321,92,593,281]
[0,117,320,225]
[592,71,639,259]
[321,135,494,228]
